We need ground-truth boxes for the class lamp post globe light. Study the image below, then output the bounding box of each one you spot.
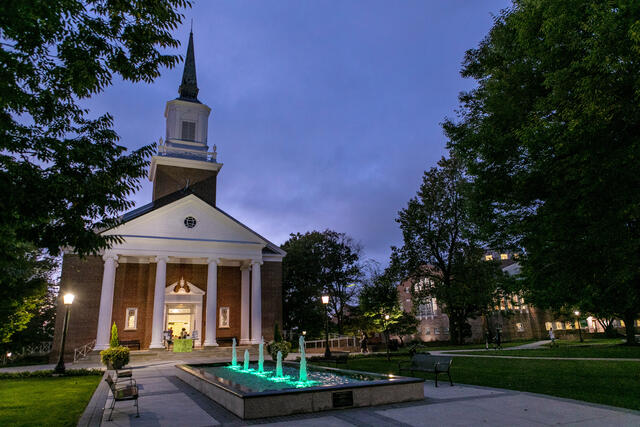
[574,310,584,343]
[322,294,331,358]
[54,293,75,374]
[384,314,391,361]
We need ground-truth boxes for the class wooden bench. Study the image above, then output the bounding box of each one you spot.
[217,337,238,346]
[119,340,140,350]
[398,354,453,387]
[105,374,139,421]
[309,351,350,367]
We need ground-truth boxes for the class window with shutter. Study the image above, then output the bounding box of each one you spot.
[181,121,196,141]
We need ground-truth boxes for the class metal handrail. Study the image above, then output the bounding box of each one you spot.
[304,335,360,349]
[73,339,96,363]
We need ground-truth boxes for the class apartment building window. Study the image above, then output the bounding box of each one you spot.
[545,322,552,330]
[516,323,524,332]
[485,254,493,261]
[565,321,573,330]
[555,321,563,330]
[424,327,431,335]
[434,328,441,335]
[443,328,449,335]
[500,253,508,260]
[418,301,434,317]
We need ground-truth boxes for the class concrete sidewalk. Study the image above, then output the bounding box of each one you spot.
[78,360,640,426]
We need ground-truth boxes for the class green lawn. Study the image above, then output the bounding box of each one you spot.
[449,341,640,359]
[312,354,640,411]
[0,375,101,426]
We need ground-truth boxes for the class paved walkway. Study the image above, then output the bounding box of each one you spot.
[71,358,640,426]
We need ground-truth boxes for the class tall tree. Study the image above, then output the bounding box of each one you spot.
[0,0,190,341]
[390,157,507,344]
[281,230,362,337]
[444,0,640,343]
[358,269,405,359]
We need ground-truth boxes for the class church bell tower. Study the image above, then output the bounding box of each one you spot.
[149,30,222,205]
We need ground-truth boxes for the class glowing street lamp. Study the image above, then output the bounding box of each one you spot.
[574,310,583,342]
[54,293,75,374]
[322,294,331,358]
[384,314,391,361]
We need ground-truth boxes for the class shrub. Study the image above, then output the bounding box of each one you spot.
[267,341,291,361]
[274,322,282,342]
[0,369,103,379]
[110,322,119,348]
[100,346,130,369]
[267,322,291,360]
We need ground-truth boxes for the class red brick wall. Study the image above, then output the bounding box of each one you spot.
[153,164,218,205]
[261,261,282,341]
[217,266,241,339]
[51,254,104,362]
[111,263,152,348]
[53,258,282,357]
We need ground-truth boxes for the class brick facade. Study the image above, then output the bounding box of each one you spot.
[52,258,282,360]
[153,164,218,205]
[396,280,554,344]
[260,261,283,341]
[51,254,104,362]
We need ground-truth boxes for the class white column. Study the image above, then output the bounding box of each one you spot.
[149,256,168,349]
[204,258,219,347]
[240,264,251,344]
[94,254,118,351]
[250,261,262,344]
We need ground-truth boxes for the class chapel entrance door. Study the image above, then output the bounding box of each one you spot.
[166,303,195,338]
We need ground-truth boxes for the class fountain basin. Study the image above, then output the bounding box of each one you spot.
[176,361,423,419]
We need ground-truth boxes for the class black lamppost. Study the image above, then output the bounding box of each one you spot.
[384,314,391,361]
[574,311,583,343]
[322,295,331,358]
[54,293,75,375]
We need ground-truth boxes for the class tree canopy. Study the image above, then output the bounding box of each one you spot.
[281,230,362,337]
[444,0,640,342]
[391,157,507,344]
[0,0,190,341]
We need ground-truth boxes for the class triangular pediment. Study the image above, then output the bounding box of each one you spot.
[102,194,267,247]
[166,278,205,295]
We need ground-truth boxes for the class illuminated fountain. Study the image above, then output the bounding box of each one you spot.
[176,333,423,420]
[258,336,264,374]
[243,349,250,371]
[298,335,307,382]
[231,338,237,367]
[275,350,284,378]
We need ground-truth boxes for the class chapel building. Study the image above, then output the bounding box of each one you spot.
[52,32,285,359]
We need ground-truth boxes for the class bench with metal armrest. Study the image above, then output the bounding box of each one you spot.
[105,374,139,421]
[398,354,453,387]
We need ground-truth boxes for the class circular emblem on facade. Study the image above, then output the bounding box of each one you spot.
[184,216,197,229]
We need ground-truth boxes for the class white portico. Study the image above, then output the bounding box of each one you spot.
[92,194,283,351]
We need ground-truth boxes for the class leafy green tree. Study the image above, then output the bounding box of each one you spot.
[388,312,419,346]
[444,0,640,343]
[358,269,404,360]
[0,248,55,343]
[281,230,362,337]
[0,285,56,348]
[0,0,190,341]
[390,157,507,344]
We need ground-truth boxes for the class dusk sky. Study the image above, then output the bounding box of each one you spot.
[86,0,511,266]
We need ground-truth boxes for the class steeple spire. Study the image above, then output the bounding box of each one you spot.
[178,30,199,101]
